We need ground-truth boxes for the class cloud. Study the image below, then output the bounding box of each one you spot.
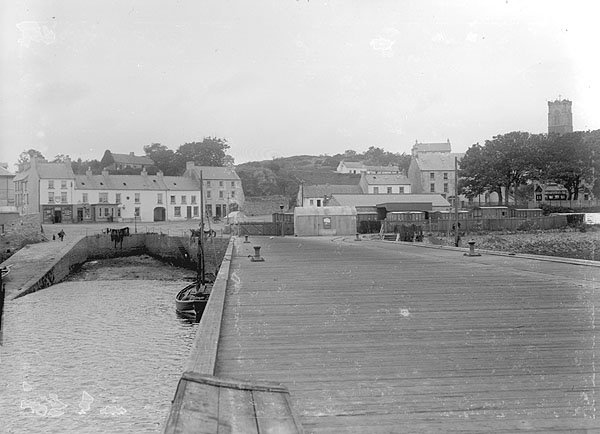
[370,37,395,58]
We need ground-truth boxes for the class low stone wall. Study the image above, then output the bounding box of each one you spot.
[0,213,44,262]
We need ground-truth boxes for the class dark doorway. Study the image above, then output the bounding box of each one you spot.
[54,210,62,223]
[187,206,192,219]
[77,209,83,222]
[153,207,166,222]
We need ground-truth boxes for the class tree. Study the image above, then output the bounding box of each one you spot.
[175,137,234,171]
[52,154,71,163]
[16,149,45,171]
[143,143,178,175]
[71,158,104,175]
[483,132,540,205]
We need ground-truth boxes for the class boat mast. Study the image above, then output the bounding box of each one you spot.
[199,170,205,285]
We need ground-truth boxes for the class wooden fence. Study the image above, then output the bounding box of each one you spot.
[384,215,573,234]
[237,222,294,236]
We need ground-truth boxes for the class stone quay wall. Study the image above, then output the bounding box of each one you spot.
[14,233,230,299]
[0,213,44,262]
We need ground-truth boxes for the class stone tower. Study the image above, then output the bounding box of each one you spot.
[547,98,573,134]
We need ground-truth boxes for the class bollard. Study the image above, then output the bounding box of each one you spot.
[355,233,361,241]
[464,240,481,257]
[250,246,265,262]
[244,235,250,243]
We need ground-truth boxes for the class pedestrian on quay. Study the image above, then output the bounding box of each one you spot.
[58,229,65,241]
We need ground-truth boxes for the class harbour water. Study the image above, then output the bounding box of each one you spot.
[0,261,198,433]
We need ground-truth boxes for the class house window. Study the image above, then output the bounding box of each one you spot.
[193,206,199,217]
[535,194,542,201]
[135,207,140,217]
[99,192,108,203]
[206,181,211,187]
[231,181,236,188]
[174,206,181,217]
[191,195,197,204]
[387,187,392,194]
[61,192,67,203]
[430,183,435,193]
[48,192,54,203]
[219,181,224,187]
[231,191,235,198]
[443,173,448,180]
[373,187,379,194]
[48,180,54,189]
[181,196,187,204]
[430,172,435,180]
[399,186,405,194]
[170,195,176,204]
[316,199,322,207]
[309,199,314,205]
[157,193,163,204]
[443,183,449,193]
[116,193,121,204]
[207,191,211,199]
[219,191,224,199]
[134,193,140,204]
[61,180,67,189]
[82,193,88,203]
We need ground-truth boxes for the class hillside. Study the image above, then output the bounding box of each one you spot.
[235,149,410,206]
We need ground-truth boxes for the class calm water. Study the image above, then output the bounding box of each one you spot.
[0,280,198,433]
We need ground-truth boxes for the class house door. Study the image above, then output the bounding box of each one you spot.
[153,207,166,222]
[54,210,62,223]
[77,209,83,222]
[187,206,192,219]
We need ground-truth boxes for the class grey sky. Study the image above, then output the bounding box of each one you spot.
[1,0,598,170]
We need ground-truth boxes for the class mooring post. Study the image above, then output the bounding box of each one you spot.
[355,233,360,241]
[250,246,265,262]
[464,240,481,257]
[244,235,250,243]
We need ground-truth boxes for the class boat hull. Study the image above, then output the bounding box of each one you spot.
[175,283,209,313]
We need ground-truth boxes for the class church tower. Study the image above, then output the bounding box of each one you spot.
[547,98,573,135]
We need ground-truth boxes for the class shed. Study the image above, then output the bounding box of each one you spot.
[294,206,357,237]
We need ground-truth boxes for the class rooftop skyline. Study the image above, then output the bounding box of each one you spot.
[1,1,599,171]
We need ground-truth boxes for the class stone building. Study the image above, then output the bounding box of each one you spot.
[548,98,573,135]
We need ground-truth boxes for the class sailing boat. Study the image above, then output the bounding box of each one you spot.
[175,171,212,320]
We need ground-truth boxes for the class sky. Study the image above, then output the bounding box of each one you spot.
[1,0,599,171]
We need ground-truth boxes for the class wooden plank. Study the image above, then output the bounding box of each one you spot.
[164,379,219,434]
[217,387,258,434]
[182,371,289,393]
[212,236,600,432]
[253,390,303,434]
[185,238,234,375]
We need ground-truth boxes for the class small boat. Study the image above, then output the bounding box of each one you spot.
[175,282,210,313]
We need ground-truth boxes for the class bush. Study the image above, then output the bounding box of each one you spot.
[358,220,381,234]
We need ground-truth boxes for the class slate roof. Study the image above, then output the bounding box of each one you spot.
[0,166,14,177]
[412,153,464,171]
[111,153,155,166]
[340,161,365,169]
[75,174,199,191]
[412,141,452,154]
[188,165,241,180]
[303,184,362,197]
[36,162,75,179]
[362,174,411,185]
[330,193,451,208]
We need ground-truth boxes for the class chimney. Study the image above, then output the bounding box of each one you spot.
[86,167,93,177]
[186,161,195,171]
[130,152,135,156]
[141,167,147,176]
[157,170,163,178]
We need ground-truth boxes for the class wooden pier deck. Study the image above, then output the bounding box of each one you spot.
[203,236,600,433]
